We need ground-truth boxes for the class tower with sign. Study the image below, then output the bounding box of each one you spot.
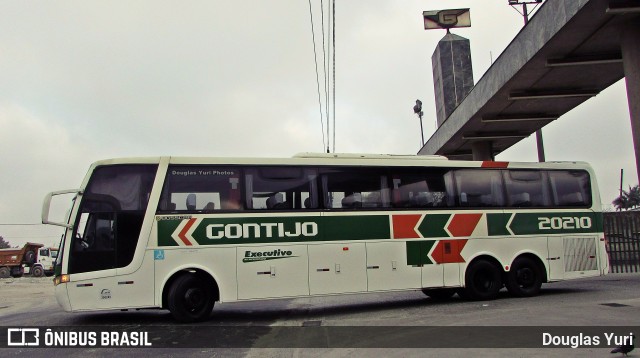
[424,9,474,127]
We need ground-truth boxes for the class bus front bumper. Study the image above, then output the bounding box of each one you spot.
[55,282,72,312]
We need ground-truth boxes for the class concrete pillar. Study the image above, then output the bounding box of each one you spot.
[622,20,640,185]
[471,141,493,161]
[432,32,474,127]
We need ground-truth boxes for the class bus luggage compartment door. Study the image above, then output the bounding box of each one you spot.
[236,244,309,299]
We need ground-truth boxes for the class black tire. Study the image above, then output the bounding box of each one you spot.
[31,266,44,278]
[505,257,543,297]
[456,288,470,300]
[463,260,502,300]
[0,267,9,279]
[167,274,215,323]
[24,251,36,265]
[422,288,457,300]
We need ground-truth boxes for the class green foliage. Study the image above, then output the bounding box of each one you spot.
[0,236,10,249]
[613,185,640,211]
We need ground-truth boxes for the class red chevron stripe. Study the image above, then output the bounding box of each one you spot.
[431,239,468,264]
[178,218,197,246]
[392,214,422,239]
[481,161,509,168]
[447,213,482,237]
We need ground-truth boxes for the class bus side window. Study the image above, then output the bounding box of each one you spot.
[504,170,551,207]
[390,168,450,208]
[548,170,591,207]
[245,167,318,210]
[454,169,505,207]
[158,166,242,212]
[321,168,390,209]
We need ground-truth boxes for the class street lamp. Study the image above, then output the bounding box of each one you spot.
[413,99,425,147]
[508,0,542,25]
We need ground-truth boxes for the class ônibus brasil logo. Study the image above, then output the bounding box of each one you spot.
[242,249,296,263]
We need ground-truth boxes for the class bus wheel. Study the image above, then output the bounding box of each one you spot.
[422,288,456,300]
[506,257,542,297]
[31,266,44,277]
[167,274,215,323]
[463,260,502,300]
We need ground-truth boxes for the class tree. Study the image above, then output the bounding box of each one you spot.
[613,185,640,211]
[0,236,10,249]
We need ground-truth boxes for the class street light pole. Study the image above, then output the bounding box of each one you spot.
[413,99,425,147]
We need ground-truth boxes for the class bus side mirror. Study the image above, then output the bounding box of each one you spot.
[42,189,80,229]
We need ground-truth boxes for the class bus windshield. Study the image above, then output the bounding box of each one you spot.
[69,165,157,274]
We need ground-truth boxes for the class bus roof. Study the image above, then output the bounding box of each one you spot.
[87,155,593,170]
[293,153,448,160]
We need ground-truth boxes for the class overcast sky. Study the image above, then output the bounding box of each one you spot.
[0,1,635,248]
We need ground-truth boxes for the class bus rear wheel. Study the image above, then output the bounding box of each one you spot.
[462,260,502,300]
[167,274,215,323]
[505,257,542,297]
[422,288,457,300]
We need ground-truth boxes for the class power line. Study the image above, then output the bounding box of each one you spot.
[308,0,327,151]
[321,0,330,153]
[4,235,61,239]
[332,0,336,153]
[0,223,47,226]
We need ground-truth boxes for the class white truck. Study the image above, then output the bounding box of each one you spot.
[27,247,58,277]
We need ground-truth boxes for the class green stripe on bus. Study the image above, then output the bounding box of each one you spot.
[488,212,603,236]
[157,215,390,246]
[158,220,182,246]
[487,213,512,236]
[417,214,450,238]
[320,215,390,241]
[406,240,435,265]
[157,211,603,247]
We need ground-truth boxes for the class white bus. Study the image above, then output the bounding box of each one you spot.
[42,154,608,322]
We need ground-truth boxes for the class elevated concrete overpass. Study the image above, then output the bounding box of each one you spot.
[418,0,640,178]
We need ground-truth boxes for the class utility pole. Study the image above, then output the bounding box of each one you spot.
[509,0,545,162]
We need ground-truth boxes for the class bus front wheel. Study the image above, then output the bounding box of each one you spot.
[505,257,542,297]
[167,274,215,323]
[462,259,502,300]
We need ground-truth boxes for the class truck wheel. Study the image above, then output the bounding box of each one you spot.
[167,274,215,323]
[24,251,36,265]
[0,267,9,279]
[505,257,543,297]
[463,259,502,301]
[31,266,44,277]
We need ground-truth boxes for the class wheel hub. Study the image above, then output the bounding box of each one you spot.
[184,287,205,309]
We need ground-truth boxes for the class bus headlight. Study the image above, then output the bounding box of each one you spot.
[54,274,70,286]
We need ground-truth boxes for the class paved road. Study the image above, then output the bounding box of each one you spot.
[1,273,639,357]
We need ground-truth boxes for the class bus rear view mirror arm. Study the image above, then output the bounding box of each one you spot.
[42,189,81,229]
